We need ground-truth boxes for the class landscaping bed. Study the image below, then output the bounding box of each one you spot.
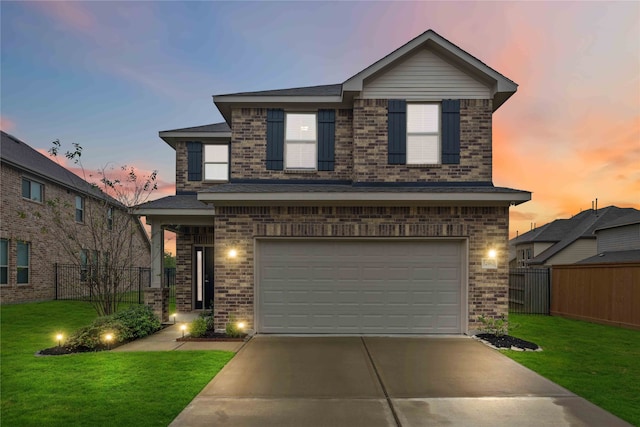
[474,333,540,351]
[177,331,248,342]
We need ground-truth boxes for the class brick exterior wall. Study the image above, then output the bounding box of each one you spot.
[144,287,169,322]
[208,205,509,332]
[230,108,354,181]
[0,164,151,304]
[352,98,492,183]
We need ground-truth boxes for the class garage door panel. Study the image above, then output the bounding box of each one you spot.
[258,240,464,334]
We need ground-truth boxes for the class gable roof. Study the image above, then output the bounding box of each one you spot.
[213,29,517,124]
[159,122,231,149]
[511,206,640,265]
[595,211,640,232]
[1,131,106,200]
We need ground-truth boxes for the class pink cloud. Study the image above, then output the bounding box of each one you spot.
[0,116,16,131]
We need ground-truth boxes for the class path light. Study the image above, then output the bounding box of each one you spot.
[180,324,187,338]
[56,333,63,347]
[171,313,177,324]
[104,333,114,350]
[237,321,246,330]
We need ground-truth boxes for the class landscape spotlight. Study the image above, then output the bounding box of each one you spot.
[180,324,187,338]
[56,333,63,347]
[104,333,114,350]
[171,313,177,324]
[237,322,246,330]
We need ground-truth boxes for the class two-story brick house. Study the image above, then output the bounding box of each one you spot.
[0,131,151,304]
[137,30,530,334]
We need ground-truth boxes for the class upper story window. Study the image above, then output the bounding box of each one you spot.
[285,113,317,170]
[75,196,85,223]
[107,207,113,230]
[22,178,43,203]
[407,104,440,164]
[203,144,229,181]
[0,239,8,285]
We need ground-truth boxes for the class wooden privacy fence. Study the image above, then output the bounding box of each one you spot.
[551,262,640,330]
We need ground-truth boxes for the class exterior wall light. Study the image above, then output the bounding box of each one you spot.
[228,248,238,258]
[488,249,497,259]
[56,333,63,347]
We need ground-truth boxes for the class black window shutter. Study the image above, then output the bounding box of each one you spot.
[266,109,284,170]
[388,100,406,164]
[186,141,202,181]
[317,109,335,171]
[441,99,461,164]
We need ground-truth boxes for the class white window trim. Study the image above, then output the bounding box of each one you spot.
[285,112,317,170]
[203,144,229,182]
[406,103,441,165]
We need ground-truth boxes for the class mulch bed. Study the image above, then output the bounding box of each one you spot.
[176,331,248,342]
[474,333,541,351]
[36,342,126,356]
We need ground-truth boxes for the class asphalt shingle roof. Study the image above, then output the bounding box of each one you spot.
[218,84,342,98]
[136,195,212,210]
[1,131,108,200]
[577,250,640,264]
[160,123,230,133]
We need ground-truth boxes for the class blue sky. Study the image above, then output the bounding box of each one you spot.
[2,1,639,238]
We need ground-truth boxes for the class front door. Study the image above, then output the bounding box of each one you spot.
[194,246,214,310]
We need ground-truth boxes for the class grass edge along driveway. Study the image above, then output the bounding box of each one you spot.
[1,301,234,427]
[507,314,639,426]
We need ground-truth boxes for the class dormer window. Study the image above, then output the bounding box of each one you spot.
[285,113,317,170]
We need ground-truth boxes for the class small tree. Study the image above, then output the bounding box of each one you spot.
[45,140,158,316]
[163,252,176,269]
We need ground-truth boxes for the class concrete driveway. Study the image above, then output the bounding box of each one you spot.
[170,336,631,427]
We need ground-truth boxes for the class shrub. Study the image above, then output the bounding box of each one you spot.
[190,317,208,338]
[113,305,162,339]
[477,314,517,336]
[225,315,243,338]
[65,305,162,351]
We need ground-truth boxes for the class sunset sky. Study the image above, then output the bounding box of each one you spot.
[2,1,638,253]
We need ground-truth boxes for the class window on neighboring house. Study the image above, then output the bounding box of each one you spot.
[407,104,440,164]
[75,196,84,223]
[285,113,317,169]
[80,249,89,281]
[16,241,29,284]
[107,208,113,230]
[0,239,8,285]
[22,178,43,202]
[203,145,229,181]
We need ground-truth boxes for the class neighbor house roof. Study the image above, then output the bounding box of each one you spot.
[135,195,214,216]
[1,131,108,200]
[213,29,517,124]
[577,249,640,264]
[197,182,530,206]
[511,206,640,265]
[594,211,640,232]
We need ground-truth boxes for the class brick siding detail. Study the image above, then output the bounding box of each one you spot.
[0,164,151,304]
[212,205,509,332]
[353,98,493,183]
[144,287,169,322]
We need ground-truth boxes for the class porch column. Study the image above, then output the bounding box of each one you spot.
[150,220,164,288]
[145,219,168,322]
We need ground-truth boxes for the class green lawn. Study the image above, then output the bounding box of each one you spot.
[507,314,640,426]
[1,301,234,426]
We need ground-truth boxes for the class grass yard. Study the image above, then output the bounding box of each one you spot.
[1,301,234,426]
[507,314,640,426]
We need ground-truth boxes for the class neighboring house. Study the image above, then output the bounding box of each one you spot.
[577,211,640,264]
[0,131,150,303]
[510,206,639,268]
[137,29,531,334]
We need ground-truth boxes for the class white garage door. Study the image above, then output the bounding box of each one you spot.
[257,240,464,334]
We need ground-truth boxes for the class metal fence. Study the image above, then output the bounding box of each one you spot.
[165,267,176,308]
[509,267,551,314]
[55,263,150,305]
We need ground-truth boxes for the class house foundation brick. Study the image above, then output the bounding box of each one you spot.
[144,287,169,322]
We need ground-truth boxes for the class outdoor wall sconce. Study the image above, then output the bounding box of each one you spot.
[227,248,238,259]
[56,333,63,347]
[488,249,497,259]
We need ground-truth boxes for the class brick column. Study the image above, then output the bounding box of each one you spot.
[144,287,169,323]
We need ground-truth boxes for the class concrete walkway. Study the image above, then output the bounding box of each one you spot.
[112,321,245,353]
[169,336,632,427]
